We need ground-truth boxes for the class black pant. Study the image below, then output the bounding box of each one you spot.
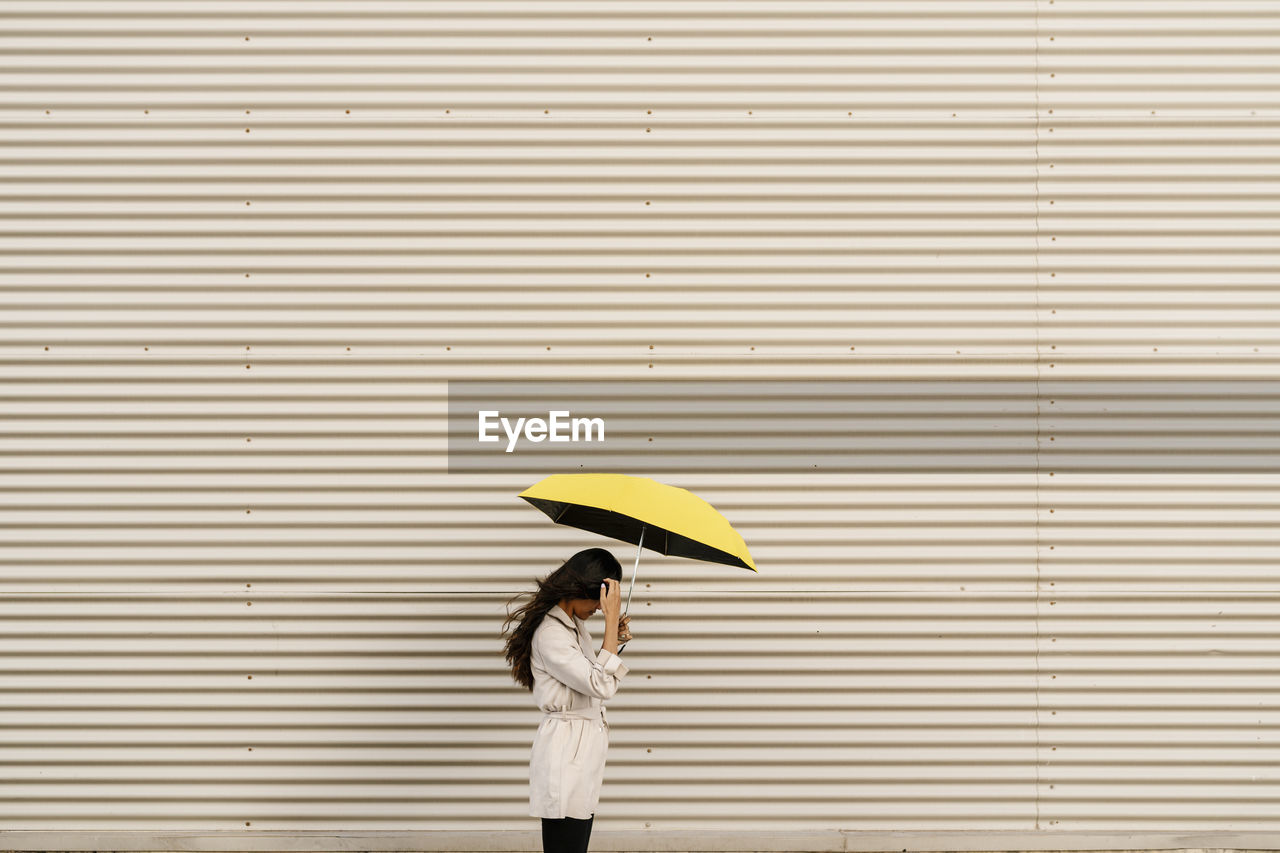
[541,814,594,853]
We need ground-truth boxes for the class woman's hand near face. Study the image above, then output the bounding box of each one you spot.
[599,578,621,621]
[599,579,622,654]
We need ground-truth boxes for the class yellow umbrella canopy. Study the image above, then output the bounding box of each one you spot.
[519,473,757,622]
[519,472,756,572]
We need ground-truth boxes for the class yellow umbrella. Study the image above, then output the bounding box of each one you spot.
[518,472,757,616]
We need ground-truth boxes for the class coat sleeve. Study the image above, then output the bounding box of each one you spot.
[535,623,629,700]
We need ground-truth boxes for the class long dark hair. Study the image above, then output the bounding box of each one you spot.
[502,547,623,691]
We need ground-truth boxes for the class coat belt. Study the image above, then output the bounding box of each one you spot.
[543,706,609,729]
[543,707,602,721]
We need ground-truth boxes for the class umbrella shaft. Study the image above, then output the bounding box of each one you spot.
[625,524,644,616]
[619,525,644,654]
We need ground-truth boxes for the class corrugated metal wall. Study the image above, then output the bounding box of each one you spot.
[3,0,1280,846]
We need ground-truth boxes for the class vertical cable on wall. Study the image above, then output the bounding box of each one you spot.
[1032,0,1043,833]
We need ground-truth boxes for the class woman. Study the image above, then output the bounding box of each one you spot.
[502,548,634,853]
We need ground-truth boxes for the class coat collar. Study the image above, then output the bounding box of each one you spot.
[545,603,578,630]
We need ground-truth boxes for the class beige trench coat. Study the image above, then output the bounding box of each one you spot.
[528,604,630,819]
